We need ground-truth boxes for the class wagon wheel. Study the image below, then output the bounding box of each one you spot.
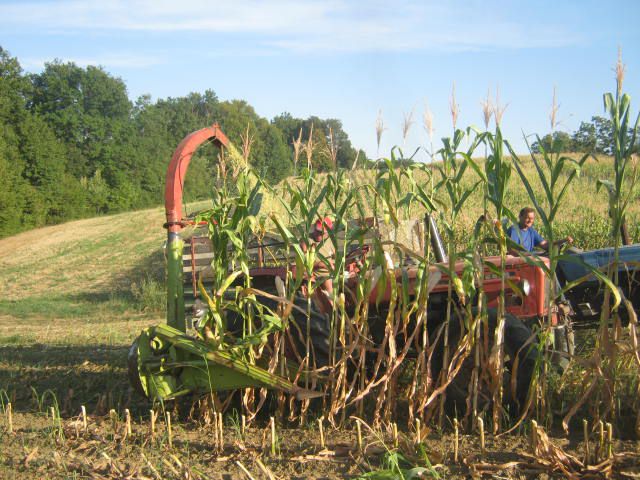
[431,308,538,414]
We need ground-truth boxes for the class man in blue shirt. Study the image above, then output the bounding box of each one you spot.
[507,207,573,253]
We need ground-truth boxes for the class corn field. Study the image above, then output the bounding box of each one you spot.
[189,67,640,449]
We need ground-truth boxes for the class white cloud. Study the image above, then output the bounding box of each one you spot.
[0,0,583,53]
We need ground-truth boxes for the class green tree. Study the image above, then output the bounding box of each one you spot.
[272,114,365,172]
[0,47,28,125]
[0,137,27,236]
[0,47,30,234]
[82,169,110,214]
[592,116,614,154]
[573,120,597,152]
[324,118,359,169]
[271,112,300,145]
[531,131,574,153]
[29,61,132,178]
[18,113,68,223]
[0,45,368,236]
[254,124,292,183]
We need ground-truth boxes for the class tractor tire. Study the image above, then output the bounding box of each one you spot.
[224,292,331,367]
[287,294,331,367]
[431,308,538,414]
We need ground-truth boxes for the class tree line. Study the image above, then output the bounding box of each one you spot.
[532,115,639,154]
[0,46,366,238]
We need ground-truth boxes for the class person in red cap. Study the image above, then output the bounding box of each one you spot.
[303,216,335,301]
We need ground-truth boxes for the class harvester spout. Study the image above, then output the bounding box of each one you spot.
[129,124,323,404]
[164,123,229,233]
[163,124,229,332]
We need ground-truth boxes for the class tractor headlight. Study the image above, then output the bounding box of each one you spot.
[519,279,531,297]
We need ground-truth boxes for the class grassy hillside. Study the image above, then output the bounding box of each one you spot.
[0,207,167,346]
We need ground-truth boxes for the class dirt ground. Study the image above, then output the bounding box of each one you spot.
[1,408,640,479]
[0,322,639,479]
[1,340,639,480]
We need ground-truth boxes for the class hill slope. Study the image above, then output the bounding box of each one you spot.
[0,206,168,345]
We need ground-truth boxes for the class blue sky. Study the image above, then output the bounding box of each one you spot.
[1,0,639,159]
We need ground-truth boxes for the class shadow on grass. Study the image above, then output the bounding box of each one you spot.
[0,344,152,415]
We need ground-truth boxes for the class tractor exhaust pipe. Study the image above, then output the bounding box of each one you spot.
[426,213,448,264]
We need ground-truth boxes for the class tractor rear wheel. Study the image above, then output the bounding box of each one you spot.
[431,308,538,414]
[287,294,331,367]
[224,292,331,367]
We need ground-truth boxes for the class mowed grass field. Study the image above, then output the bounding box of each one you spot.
[0,156,639,479]
[0,207,167,346]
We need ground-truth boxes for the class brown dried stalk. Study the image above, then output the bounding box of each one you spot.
[166,412,173,448]
[615,47,625,94]
[218,412,224,450]
[583,419,590,465]
[453,418,459,462]
[241,123,254,164]
[292,128,304,173]
[270,416,276,456]
[255,458,276,480]
[402,109,415,146]
[6,402,12,434]
[375,110,386,156]
[550,86,560,131]
[423,102,434,142]
[124,408,132,437]
[217,151,227,181]
[423,102,435,160]
[236,460,256,480]
[480,89,493,131]
[493,86,509,126]
[318,416,325,449]
[450,83,459,130]
[304,123,315,170]
[530,422,590,478]
[351,149,361,170]
[150,409,156,438]
[80,405,87,432]
[326,127,339,170]
[109,409,117,433]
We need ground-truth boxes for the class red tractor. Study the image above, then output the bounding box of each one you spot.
[129,125,571,412]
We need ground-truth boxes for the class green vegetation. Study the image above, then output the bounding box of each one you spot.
[0,46,367,239]
[148,55,638,440]
[532,115,640,155]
